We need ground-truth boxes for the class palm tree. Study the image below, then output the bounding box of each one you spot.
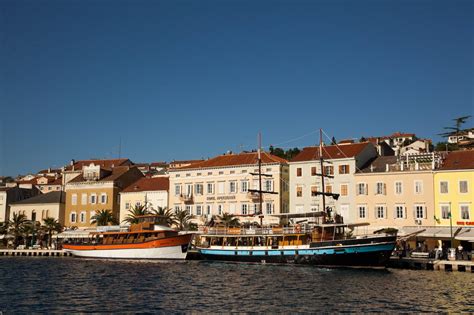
[22,221,41,248]
[174,208,195,231]
[42,217,62,248]
[91,209,118,226]
[123,204,150,224]
[217,212,240,227]
[0,221,9,247]
[151,206,177,227]
[8,213,28,248]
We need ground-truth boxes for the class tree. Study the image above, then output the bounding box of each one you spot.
[22,221,41,247]
[217,212,240,227]
[174,208,195,231]
[123,204,150,224]
[151,206,177,227]
[8,213,28,248]
[0,221,9,247]
[91,209,118,226]
[42,217,62,248]
[285,148,301,161]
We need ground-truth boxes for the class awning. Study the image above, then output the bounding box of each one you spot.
[55,230,93,239]
[455,228,474,242]
[399,226,460,239]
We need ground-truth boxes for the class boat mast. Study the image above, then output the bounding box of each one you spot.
[319,129,326,221]
[258,132,263,226]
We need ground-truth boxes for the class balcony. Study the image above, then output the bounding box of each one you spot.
[179,194,193,203]
[247,192,260,201]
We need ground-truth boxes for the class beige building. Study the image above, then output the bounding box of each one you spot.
[354,154,439,233]
[168,152,289,225]
[64,164,143,229]
[62,158,133,185]
[0,186,40,222]
[9,191,66,225]
[119,177,169,224]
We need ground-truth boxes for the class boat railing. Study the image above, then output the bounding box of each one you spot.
[202,226,312,235]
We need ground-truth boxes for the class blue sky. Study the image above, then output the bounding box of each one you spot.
[1,0,472,176]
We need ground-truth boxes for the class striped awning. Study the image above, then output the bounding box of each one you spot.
[55,230,93,239]
[455,228,474,242]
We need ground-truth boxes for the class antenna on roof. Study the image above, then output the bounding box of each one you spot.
[118,137,122,158]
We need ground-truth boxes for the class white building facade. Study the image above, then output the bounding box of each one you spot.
[168,152,289,225]
[289,142,377,223]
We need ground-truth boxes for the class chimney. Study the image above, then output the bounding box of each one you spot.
[70,159,75,166]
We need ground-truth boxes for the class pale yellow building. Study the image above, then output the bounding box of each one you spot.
[168,152,289,225]
[64,164,143,229]
[9,191,66,225]
[119,177,169,224]
[354,155,438,233]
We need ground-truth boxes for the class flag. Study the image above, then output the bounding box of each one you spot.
[433,215,441,224]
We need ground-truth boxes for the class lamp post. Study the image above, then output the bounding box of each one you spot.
[449,202,453,249]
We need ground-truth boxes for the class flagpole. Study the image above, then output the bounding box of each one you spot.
[449,202,453,249]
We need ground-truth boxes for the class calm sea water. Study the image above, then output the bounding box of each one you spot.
[0,257,473,313]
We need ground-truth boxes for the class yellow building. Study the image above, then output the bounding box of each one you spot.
[10,191,66,226]
[434,151,474,227]
[64,163,143,229]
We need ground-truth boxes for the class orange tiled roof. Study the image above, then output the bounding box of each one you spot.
[291,142,371,162]
[65,158,132,171]
[439,150,474,170]
[122,177,169,192]
[68,166,132,183]
[174,152,287,170]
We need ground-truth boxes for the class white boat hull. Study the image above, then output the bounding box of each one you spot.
[65,245,187,260]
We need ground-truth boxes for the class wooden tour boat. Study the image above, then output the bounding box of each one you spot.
[63,215,193,259]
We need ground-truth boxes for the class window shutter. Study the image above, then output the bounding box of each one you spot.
[374,207,377,219]
[383,183,387,195]
[404,207,407,219]
[393,207,397,219]
[365,184,368,195]
[424,206,427,219]
[412,206,416,219]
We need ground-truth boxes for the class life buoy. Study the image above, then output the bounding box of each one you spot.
[295,224,301,233]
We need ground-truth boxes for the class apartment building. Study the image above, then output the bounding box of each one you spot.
[168,152,289,225]
[289,142,377,223]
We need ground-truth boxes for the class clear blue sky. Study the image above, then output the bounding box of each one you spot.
[1,0,473,176]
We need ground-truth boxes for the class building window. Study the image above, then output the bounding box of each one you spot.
[296,186,303,197]
[296,168,302,177]
[229,181,237,194]
[101,194,107,204]
[339,165,350,174]
[218,204,223,215]
[241,204,248,215]
[89,211,95,223]
[325,185,332,194]
[185,205,192,215]
[90,194,97,204]
[311,167,317,176]
[459,180,468,194]
[70,212,77,223]
[196,205,202,216]
[184,184,192,196]
[441,205,450,219]
[311,186,318,197]
[414,181,423,194]
[174,205,181,212]
[229,203,236,214]
[324,166,334,176]
[72,194,77,205]
[340,184,348,196]
[265,180,272,192]
[207,183,214,194]
[375,182,386,195]
[440,181,448,194]
[414,205,425,219]
[175,184,181,196]
[195,183,204,195]
[375,205,385,219]
[395,205,405,219]
[460,205,470,220]
[206,205,212,215]
[358,205,366,219]
[395,182,402,195]
[357,183,367,195]
[81,193,87,205]
[240,181,248,193]
[217,182,225,194]
[125,202,130,210]
[266,203,273,215]
[79,211,86,223]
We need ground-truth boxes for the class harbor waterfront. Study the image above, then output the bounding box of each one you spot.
[0,257,473,313]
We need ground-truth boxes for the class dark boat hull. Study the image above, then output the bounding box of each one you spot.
[198,236,397,268]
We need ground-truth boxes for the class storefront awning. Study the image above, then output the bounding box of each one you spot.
[399,226,460,239]
[55,230,94,239]
[455,228,474,242]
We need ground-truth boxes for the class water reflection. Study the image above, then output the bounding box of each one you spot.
[0,257,472,313]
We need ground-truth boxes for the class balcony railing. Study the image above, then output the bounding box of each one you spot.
[179,194,193,203]
[200,226,311,235]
